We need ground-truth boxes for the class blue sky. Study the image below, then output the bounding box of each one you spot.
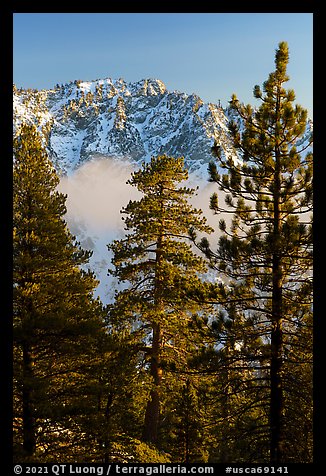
[13,13,313,117]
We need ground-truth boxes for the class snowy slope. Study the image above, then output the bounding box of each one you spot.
[13,78,236,177]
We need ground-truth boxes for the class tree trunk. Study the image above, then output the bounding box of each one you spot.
[142,323,163,444]
[220,345,231,463]
[270,255,283,463]
[184,379,190,464]
[22,342,36,457]
[104,393,113,463]
[270,134,284,463]
[143,212,165,444]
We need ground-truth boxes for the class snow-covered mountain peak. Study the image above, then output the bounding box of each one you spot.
[13,76,237,176]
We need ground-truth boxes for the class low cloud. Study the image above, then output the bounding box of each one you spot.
[57,156,225,303]
[58,156,224,238]
[58,156,141,233]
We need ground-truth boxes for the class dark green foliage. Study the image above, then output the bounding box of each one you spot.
[201,41,313,463]
[108,155,213,450]
[13,124,107,462]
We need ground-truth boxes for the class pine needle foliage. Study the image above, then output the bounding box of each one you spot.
[108,155,213,447]
[13,124,106,462]
[202,42,313,463]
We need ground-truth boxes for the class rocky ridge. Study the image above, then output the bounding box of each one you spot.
[13,77,239,177]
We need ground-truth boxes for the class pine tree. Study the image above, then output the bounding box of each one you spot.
[169,378,208,463]
[202,42,313,463]
[185,301,270,463]
[13,124,106,461]
[108,155,213,447]
[94,324,153,463]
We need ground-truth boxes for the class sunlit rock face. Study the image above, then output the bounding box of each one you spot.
[13,77,239,177]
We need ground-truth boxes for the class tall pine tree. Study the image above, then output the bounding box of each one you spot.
[202,41,313,463]
[108,155,213,447]
[13,124,106,462]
